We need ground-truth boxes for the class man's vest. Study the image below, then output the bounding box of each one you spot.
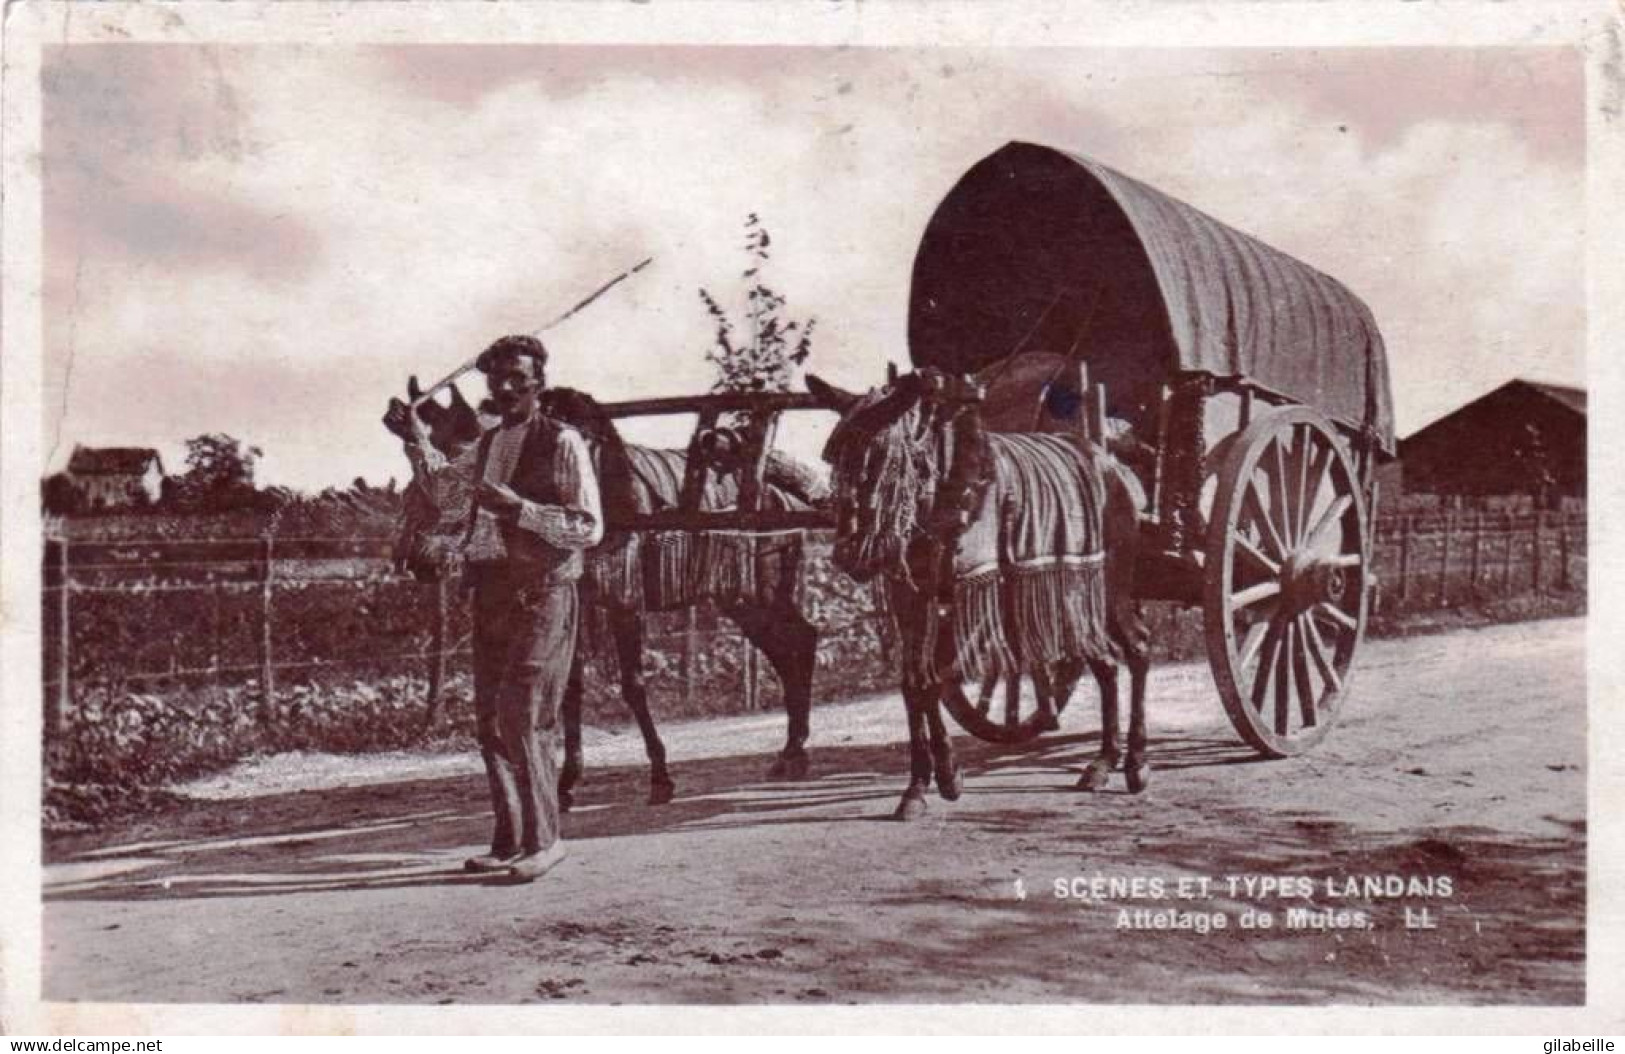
[466,413,587,584]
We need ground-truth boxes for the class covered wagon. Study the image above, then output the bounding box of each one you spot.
[909,141,1395,756]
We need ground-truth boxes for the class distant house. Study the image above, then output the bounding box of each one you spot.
[1399,380,1585,505]
[64,446,166,509]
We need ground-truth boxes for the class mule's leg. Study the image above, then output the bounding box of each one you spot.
[1123,635,1152,795]
[922,615,961,801]
[558,644,586,812]
[726,598,818,780]
[1032,663,1061,733]
[923,688,962,801]
[608,606,675,805]
[895,678,935,820]
[1076,658,1121,792]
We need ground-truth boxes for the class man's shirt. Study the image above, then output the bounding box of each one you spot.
[411,413,602,563]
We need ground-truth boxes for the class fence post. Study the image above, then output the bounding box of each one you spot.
[1532,509,1543,591]
[1398,515,1411,603]
[425,576,448,730]
[745,535,762,710]
[682,606,697,712]
[53,537,71,736]
[1502,512,1515,593]
[1559,514,1571,590]
[743,629,759,711]
[1438,513,1452,605]
[1468,513,1483,597]
[257,535,276,724]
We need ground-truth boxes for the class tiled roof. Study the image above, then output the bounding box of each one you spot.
[66,446,164,476]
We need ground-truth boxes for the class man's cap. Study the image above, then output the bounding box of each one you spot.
[476,334,549,373]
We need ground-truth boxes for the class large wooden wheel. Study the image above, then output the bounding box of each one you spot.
[941,661,1082,744]
[1204,407,1371,757]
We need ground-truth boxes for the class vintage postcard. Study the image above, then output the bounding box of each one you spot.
[2,0,1622,1035]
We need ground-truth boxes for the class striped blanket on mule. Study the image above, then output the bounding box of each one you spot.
[581,444,824,613]
[939,432,1116,681]
[398,437,824,613]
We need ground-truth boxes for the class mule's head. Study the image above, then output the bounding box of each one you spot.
[807,368,982,583]
[384,377,487,458]
[537,386,639,542]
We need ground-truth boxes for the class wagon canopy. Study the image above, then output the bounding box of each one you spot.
[908,141,1395,453]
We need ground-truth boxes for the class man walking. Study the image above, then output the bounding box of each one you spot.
[459,334,602,883]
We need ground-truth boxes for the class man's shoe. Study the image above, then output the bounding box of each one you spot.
[505,842,569,883]
[464,850,521,873]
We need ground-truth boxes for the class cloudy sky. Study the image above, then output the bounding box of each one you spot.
[42,44,1584,491]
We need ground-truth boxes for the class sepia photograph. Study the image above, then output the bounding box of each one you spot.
[2,0,1621,1034]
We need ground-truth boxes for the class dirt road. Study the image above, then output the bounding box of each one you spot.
[43,617,1587,1006]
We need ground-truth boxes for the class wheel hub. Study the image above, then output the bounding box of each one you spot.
[1280,555,1347,612]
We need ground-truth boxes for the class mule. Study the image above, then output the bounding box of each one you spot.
[805,367,1152,820]
[386,379,823,808]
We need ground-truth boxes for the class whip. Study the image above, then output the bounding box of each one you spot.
[410,256,654,408]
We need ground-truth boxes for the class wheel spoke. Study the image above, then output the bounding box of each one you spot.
[1003,673,1021,727]
[1301,613,1342,694]
[977,672,997,715]
[1250,619,1283,712]
[1294,427,1314,545]
[1243,479,1289,561]
[1300,438,1333,547]
[1236,533,1282,576]
[1231,580,1281,610]
[1274,620,1293,735]
[1303,494,1353,556]
[1269,436,1296,549]
[1314,601,1359,632]
[1292,616,1317,728]
[1237,618,1271,674]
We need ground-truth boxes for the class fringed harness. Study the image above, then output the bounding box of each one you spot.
[582,445,817,613]
[400,430,820,613]
[827,389,1115,682]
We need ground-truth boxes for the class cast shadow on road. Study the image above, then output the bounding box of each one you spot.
[43,729,1264,905]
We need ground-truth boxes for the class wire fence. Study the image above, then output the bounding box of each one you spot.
[40,531,894,736]
[41,510,1586,735]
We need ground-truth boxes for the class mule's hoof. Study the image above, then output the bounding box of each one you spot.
[1033,710,1061,734]
[1125,763,1151,795]
[648,778,676,806]
[936,764,963,802]
[767,752,811,781]
[893,793,928,821]
[1075,762,1112,792]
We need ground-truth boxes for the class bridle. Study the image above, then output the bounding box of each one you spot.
[828,370,993,597]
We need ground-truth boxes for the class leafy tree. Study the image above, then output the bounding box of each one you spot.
[168,433,263,512]
[699,213,816,396]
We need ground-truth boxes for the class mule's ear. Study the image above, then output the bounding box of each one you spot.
[806,373,859,413]
[886,360,900,384]
[447,381,469,408]
[407,375,424,401]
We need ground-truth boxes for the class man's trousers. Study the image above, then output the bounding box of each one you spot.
[470,572,578,856]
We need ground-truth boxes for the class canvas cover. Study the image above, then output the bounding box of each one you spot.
[908,141,1395,453]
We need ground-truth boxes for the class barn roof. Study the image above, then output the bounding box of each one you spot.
[1518,380,1586,415]
[1402,379,1586,445]
[909,141,1394,452]
[67,446,164,476]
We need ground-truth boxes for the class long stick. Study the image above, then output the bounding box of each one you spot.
[411,256,653,407]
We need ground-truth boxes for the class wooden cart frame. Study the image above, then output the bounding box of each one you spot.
[910,141,1397,757]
